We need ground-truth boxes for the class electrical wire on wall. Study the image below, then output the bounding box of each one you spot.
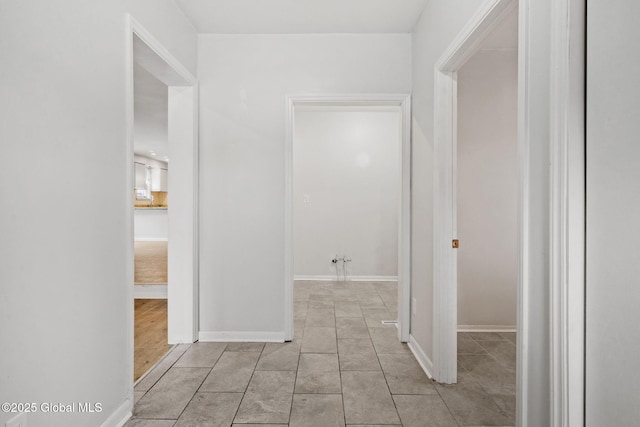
[343,255,351,281]
[332,255,340,281]
[332,255,352,281]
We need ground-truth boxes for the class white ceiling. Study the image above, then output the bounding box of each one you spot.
[133,63,169,162]
[175,0,429,34]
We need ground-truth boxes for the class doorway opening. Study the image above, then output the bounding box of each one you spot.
[433,0,586,425]
[285,94,411,344]
[126,16,199,387]
[431,0,518,384]
[132,57,171,379]
[455,5,519,422]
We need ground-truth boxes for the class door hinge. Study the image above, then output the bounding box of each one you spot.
[452,239,459,249]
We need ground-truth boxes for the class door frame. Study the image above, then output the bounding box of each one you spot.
[548,0,585,424]
[124,14,200,390]
[284,94,412,343]
[432,0,586,425]
[432,0,518,385]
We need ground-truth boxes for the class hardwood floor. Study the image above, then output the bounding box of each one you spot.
[134,241,168,284]
[134,299,172,382]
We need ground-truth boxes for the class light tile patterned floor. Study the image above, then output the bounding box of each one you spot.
[127,281,515,426]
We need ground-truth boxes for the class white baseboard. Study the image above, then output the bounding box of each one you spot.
[100,398,132,427]
[408,334,434,379]
[350,276,398,282]
[199,331,286,342]
[457,325,517,332]
[294,275,398,282]
[134,284,167,299]
[168,336,197,345]
[134,237,168,242]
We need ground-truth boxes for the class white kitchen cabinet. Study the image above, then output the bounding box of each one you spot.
[151,167,168,192]
[134,162,148,189]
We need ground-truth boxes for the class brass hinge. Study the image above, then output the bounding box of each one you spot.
[452,239,459,249]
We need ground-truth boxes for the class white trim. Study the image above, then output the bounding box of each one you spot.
[517,1,531,424]
[191,85,201,344]
[398,94,412,343]
[199,331,286,342]
[134,284,168,299]
[434,0,517,73]
[432,0,517,385]
[134,237,168,242]
[295,105,402,113]
[128,17,196,86]
[408,335,434,379]
[285,93,412,344]
[284,96,295,342]
[549,0,586,426]
[124,13,136,414]
[100,398,132,427]
[458,325,517,332]
[166,86,199,344]
[294,275,399,282]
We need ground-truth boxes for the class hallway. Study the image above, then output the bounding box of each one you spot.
[127,281,515,426]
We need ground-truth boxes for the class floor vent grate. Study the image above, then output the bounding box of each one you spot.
[381,320,398,327]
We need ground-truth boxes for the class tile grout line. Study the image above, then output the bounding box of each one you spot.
[433,334,465,426]
[475,338,517,372]
[455,338,517,425]
[456,349,516,421]
[229,343,267,425]
[334,286,348,427]
[364,285,402,426]
[131,344,192,420]
[171,343,228,423]
[288,294,307,426]
[430,369,463,427]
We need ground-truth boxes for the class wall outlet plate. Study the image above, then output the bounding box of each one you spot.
[412,297,417,316]
[6,412,27,427]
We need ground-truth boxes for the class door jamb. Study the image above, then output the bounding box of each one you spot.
[284,94,412,343]
[549,0,586,425]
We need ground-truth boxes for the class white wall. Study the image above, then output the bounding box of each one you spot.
[586,0,640,424]
[198,34,411,338]
[134,209,168,240]
[167,86,198,343]
[457,50,518,328]
[293,110,400,279]
[0,2,196,426]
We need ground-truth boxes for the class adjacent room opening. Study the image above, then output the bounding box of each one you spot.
[127,18,199,386]
[132,59,171,381]
[285,96,412,344]
[287,96,413,371]
[455,6,519,417]
[432,0,519,394]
